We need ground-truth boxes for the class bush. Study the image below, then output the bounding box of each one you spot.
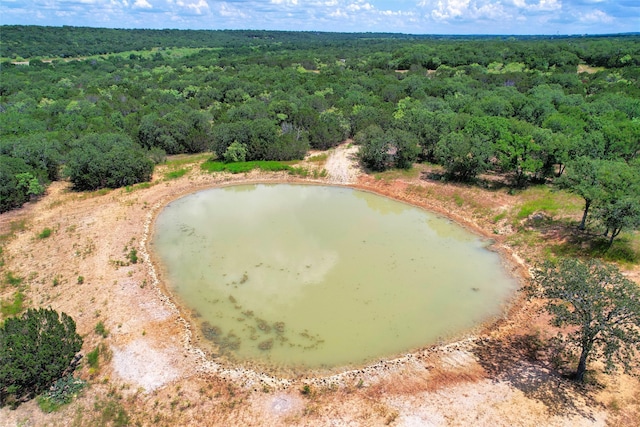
[38,227,53,239]
[0,308,83,407]
[0,155,46,213]
[223,141,247,163]
[36,375,87,413]
[95,321,108,338]
[87,346,100,369]
[64,133,154,191]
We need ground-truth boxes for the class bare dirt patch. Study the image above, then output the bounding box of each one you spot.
[1,152,638,426]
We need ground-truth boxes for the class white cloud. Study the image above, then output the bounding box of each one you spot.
[429,0,508,21]
[512,0,561,12]
[0,0,633,34]
[176,0,209,14]
[578,9,613,23]
[217,2,248,19]
[329,8,347,17]
[432,0,470,20]
[346,1,373,12]
[133,0,152,9]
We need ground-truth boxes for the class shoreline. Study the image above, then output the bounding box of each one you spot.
[2,156,634,426]
[141,176,529,386]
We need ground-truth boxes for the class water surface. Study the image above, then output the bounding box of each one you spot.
[152,184,516,370]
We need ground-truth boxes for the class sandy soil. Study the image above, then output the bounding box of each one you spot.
[1,145,638,426]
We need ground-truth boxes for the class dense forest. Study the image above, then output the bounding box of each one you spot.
[1,26,639,240]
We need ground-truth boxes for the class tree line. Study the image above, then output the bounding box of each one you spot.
[1,29,638,241]
[0,27,639,391]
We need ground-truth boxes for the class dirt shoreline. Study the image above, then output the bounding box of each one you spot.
[1,151,638,426]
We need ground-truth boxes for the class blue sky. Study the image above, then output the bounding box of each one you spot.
[1,0,638,35]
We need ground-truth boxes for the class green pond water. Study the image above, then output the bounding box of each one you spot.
[152,184,517,370]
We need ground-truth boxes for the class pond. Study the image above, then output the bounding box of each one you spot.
[152,184,517,371]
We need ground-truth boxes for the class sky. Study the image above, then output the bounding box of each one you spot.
[0,0,638,35]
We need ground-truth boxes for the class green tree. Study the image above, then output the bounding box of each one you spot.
[557,157,603,230]
[15,173,44,197]
[529,258,640,382]
[64,134,154,191]
[356,125,388,171]
[389,128,420,170]
[1,308,83,407]
[593,160,640,245]
[596,197,640,247]
[434,132,493,181]
[496,128,543,187]
[223,141,248,163]
[0,156,45,213]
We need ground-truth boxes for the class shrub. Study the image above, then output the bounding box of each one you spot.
[127,248,138,264]
[95,321,108,338]
[38,227,52,239]
[0,308,83,407]
[87,346,100,369]
[36,375,87,413]
[223,141,247,163]
[64,133,154,191]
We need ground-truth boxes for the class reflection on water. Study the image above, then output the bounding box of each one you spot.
[152,184,517,369]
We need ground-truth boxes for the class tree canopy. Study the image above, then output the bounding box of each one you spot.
[0,27,638,233]
[0,308,83,407]
[528,258,640,382]
[64,133,154,191]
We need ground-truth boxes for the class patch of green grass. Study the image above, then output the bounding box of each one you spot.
[516,186,582,220]
[1,291,25,317]
[373,167,420,181]
[288,166,309,177]
[165,153,210,168]
[492,211,508,223]
[124,182,152,193]
[164,168,188,180]
[38,227,53,239]
[201,160,293,174]
[94,398,130,427]
[10,219,27,234]
[551,234,639,265]
[307,153,328,163]
[87,346,100,369]
[517,197,561,219]
[4,272,23,287]
[95,321,108,338]
[452,192,464,207]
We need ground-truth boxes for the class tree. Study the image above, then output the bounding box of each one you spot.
[64,133,154,191]
[596,197,640,247]
[1,308,83,407]
[495,127,543,187]
[356,125,388,171]
[529,258,640,382]
[356,125,419,171]
[593,159,640,245]
[0,156,46,213]
[223,141,248,163]
[434,132,493,181]
[557,156,602,230]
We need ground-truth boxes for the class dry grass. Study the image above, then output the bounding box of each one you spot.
[366,362,486,398]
